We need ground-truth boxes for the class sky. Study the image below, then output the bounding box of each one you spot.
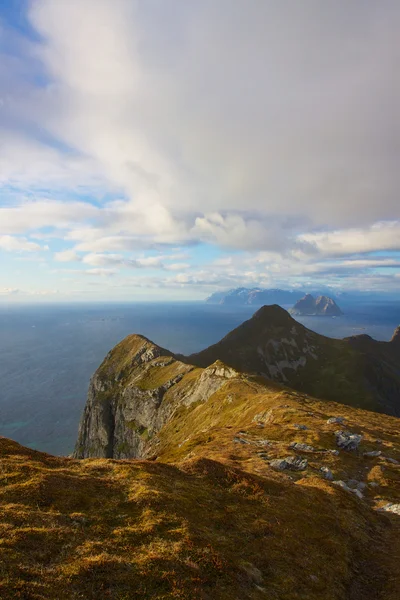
[0,0,399,302]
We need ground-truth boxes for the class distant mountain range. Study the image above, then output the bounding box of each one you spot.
[289,294,343,316]
[206,287,307,305]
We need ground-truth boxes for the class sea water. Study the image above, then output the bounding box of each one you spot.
[0,300,398,455]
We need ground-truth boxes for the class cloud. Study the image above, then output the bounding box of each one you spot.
[300,222,400,257]
[0,235,46,252]
[1,1,400,297]
[54,249,81,262]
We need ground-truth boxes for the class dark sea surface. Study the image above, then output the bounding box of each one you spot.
[0,300,399,456]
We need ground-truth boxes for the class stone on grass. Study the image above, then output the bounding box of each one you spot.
[335,430,362,451]
[333,480,363,499]
[327,417,345,425]
[294,424,308,431]
[289,442,315,453]
[385,457,399,464]
[320,466,333,481]
[363,450,382,458]
[269,456,308,471]
[284,456,308,471]
[233,437,250,444]
[269,459,288,471]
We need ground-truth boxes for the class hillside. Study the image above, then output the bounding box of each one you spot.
[2,372,400,599]
[3,306,400,599]
[187,305,400,416]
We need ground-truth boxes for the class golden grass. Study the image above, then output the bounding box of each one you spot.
[2,359,400,599]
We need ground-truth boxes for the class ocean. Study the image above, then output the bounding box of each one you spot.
[0,300,399,456]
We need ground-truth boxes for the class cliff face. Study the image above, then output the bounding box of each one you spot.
[75,307,400,460]
[74,334,238,459]
[290,294,343,316]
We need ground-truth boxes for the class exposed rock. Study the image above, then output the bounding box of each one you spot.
[327,416,345,425]
[347,480,367,491]
[293,424,308,430]
[333,480,363,499]
[290,294,343,317]
[233,437,250,444]
[363,450,382,458]
[269,456,308,471]
[384,457,399,464]
[335,430,362,451]
[289,442,315,453]
[284,456,308,471]
[74,335,240,459]
[320,466,334,481]
[269,459,288,471]
[379,503,400,515]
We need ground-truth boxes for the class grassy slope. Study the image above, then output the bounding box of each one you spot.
[185,306,399,414]
[1,370,400,600]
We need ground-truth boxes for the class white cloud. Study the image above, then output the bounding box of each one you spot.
[0,235,45,252]
[54,249,81,262]
[1,1,400,297]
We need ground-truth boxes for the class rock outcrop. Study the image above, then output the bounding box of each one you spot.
[74,334,239,459]
[290,294,343,316]
[75,306,400,460]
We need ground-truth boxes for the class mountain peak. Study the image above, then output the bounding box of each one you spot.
[290,294,343,316]
[252,304,294,325]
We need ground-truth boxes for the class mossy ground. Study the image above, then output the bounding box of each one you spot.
[1,374,400,600]
[2,332,400,599]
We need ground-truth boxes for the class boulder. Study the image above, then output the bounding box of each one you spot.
[333,480,363,499]
[289,442,315,453]
[363,450,382,458]
[335,430,362,451]
[284,456,308,471]
[320,466,333,481]
[327,417,345,425]
[269,456,308,471]
[269,459,288,471]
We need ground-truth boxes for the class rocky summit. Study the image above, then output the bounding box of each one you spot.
[1,305,400,600]
[290,293,343,316]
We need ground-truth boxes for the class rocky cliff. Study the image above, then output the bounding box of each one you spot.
[4,354,400,599]
[290,293,343,316]
[74,334,239,459]
[75,306,400,462]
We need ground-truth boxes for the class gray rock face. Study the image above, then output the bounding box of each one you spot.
[74,335,239,459]
[363,450,382,458]
[335,430,362,451]
[289,442,315,453]
[320,467,333,481]
[270,456,308,471]
[385,457,399,464]
[290,294,343,317]
[269,459,288,471]
[327,416,345,425]
[333,480,363,499]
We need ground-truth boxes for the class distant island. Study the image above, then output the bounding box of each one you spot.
[290,294,343,316]
[206,287,306,306]
[205,287,342,308]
